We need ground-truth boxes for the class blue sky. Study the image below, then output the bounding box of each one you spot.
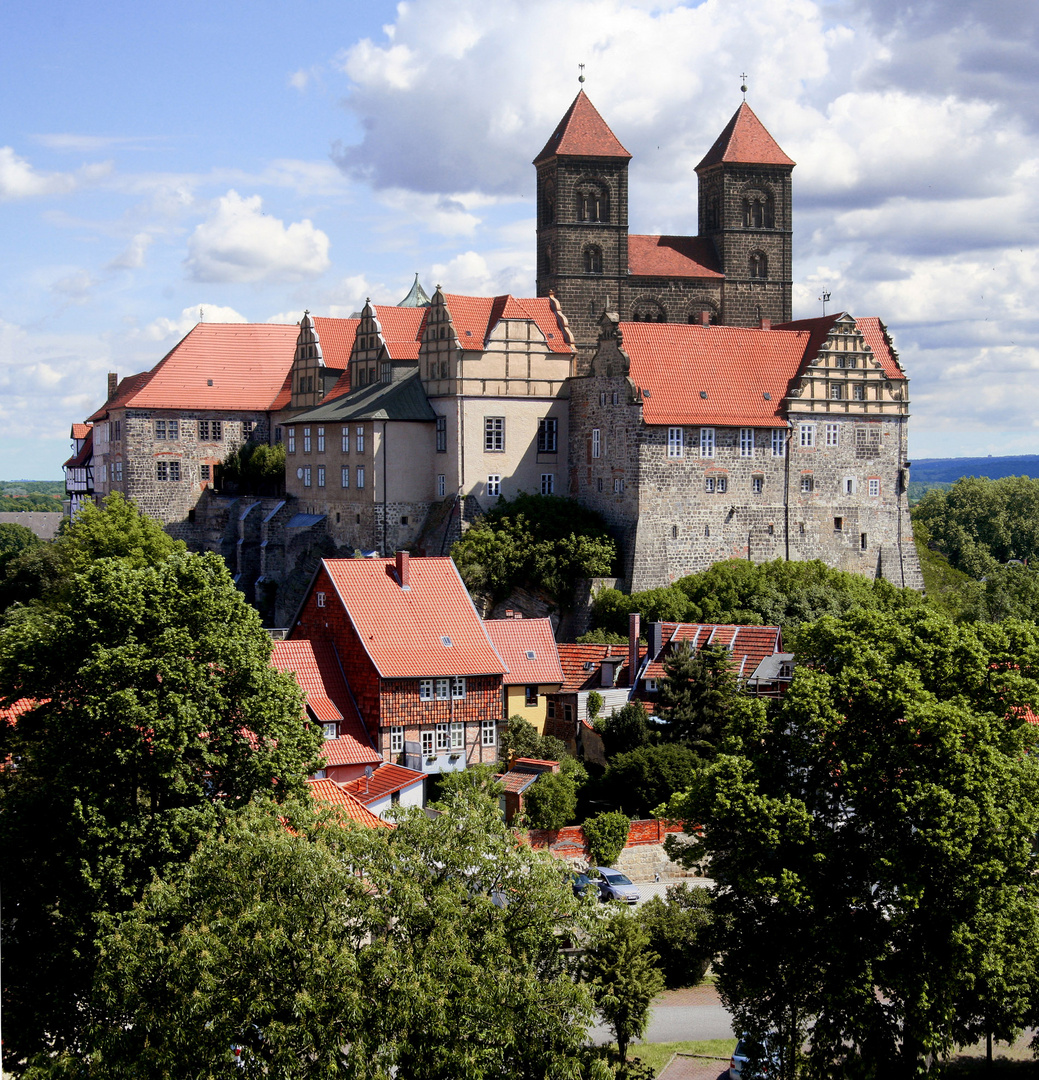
[3,0,1038,478]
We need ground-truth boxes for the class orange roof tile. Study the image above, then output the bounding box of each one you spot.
[484,618,564,686]
[368,306,427,361]
[0,698,37,727]
[271,639,380,766]
[556,643,632,693]
[70,423,92,440]
[307,778,392,827]
[111,323,300,412]
[342,762,425,806]
[87,371,153,421]
[442,294,573,354]
[775,314,907,382]
[696,102,795,170]
[628,235,723,280]
[311,316,359,370]
[63,426,93,469]
[643,623,783,681]
[619,321,812,428]
[319,557,507,679]
[534,91,632,164]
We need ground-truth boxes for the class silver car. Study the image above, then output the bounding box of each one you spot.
[729,1035,778,1078]
[596,866,640,904]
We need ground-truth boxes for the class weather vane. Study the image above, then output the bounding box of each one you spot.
[740,73,748,99]
[819,290,831,316]
[578,63,586,85]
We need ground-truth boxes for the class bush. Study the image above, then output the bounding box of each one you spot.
[598,744,699,819]
[595,701,652,758]
[584,810,630,867]
[524,771,578,829]
[499,715,568,768]
[639,883,714,989]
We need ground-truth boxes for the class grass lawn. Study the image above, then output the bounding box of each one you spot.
[625,1039,734,1075]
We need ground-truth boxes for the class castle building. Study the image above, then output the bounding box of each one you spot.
[535,92,794,369]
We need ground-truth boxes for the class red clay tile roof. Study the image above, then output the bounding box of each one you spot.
[775,314,907,382]
[628,235,723,280]
[369,306,428,361]
[87,371,154,421]
[271,639,380,766]
[311,316,360,370]
[0,698,37,727]
[619,321,813,428]
[63,426,93,469]
[71,423,92,440]
[108,323,301,413]
[342,762,425,806]
[534,91,632,164]
[442,294,574,354]
[306,778,392,827]
[556,643,632,693]
[696,102,795,170]
[484,618,564,687]
[644,623,783,681]
[320,557,507,679]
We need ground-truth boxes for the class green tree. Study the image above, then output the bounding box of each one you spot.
[639,883,714,989]
[598,743,698,819]
[664,609,1039,1079]
[0,549,321,1070]
[0,521,40,574]
[595,700,652,758]
[657,643,738,757]
[584,810,631,867]
[525,770,579,829]
[219,441,287,496]
[499,714,568,767]
[584,910,664,1064]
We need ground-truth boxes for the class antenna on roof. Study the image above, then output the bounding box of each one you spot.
[819,290,832,316]
[199,306,204,324]
[740,73,748,100]
[578,63,586,85]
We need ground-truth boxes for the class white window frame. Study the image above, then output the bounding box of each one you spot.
[421,729,435,755]
[484,416,505,452]
[419,679,434,701]
[700,427,715,458]
[667,427,684,459]
[316,591,326,608]
[801,475,814,493]
[437,473,446,497]
[451,676,466,700]
[317,466,326,488]
[342,427,350,453]
[868,478,880,497]
[323,722,337,739]
[752,475,764,493]
[717,476,728,493]
[541,473,554,495]
[592,428,601,458]
[739,428,754,457]
[481,720,496,747]
[825,423,840,448]
[771,429,785,457]
[341,467,349,489]
[487,475,501,497]
[613,477,624,494]
[390,726,404,753]
[844,477,856,495]
[705,477,716,494]
[303,427,312,453]
[356,426,365,454]
[435,677,450,700]
[436,723,451,751]
[357,467,365,489]
[799,424,815,448]
[288,428,296,454]
[450,721,464,749]
[317,427,325,452]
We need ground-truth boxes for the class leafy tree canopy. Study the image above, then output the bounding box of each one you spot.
[90,783,596,1080]
[524,769,579,829]
[639,883,714,990]
[0,548,320,1069]
[595,700,653,759]
[452,493,616,607]
[664,609,1039,1078]
[583,810,631,867]
[596,743,700,820]
[593,558,927,636]
[219,441,287,497]
[657,643,743,758]
[499,714,568,767]
[0,522,40,570]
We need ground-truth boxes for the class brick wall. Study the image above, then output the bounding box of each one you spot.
[526,818,686,855]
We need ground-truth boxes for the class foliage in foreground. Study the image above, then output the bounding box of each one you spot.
[451,492,616,607]
[664,609,1039,1079]
[584,810,631,867]
[86,786,600,1080]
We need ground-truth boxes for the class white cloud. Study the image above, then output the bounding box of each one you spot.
[107,232,154,270]
[0,146,111,201]
[139,304,250,342]
[185,190,331,283]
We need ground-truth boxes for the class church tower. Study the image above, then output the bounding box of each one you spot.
[696,102,795,326]
[534,91,631,360]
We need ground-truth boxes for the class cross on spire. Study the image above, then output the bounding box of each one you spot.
[740,73,748,99]
[578,63,586,85]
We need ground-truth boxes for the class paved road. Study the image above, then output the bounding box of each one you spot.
[589,983,736,1046]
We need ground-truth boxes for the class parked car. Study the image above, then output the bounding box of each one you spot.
[568,870,595,899]
[729,1035,778,1078]
[596,866,640,904]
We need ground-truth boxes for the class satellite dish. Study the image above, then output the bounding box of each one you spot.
[364,765,374,779]
[296,467,304,479]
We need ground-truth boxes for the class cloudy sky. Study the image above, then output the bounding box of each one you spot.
[2,0,1037,479]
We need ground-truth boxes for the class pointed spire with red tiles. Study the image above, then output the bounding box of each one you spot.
[696,102,795,171]
[533,91,632,165]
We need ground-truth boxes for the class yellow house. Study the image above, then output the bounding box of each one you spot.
[485,617,563,736]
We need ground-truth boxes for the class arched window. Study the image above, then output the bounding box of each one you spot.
[749,252,768,279]
[631,300,666,323]
[584,246,603,274]
[742,190,774,229]
[576,182,608,223]
[687,307,718,325]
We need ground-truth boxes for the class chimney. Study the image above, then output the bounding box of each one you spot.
[699,310,711,326]
[396,549,410,589]
[759,316,772,330]
[107,372,118,400]
[629,612,640,684]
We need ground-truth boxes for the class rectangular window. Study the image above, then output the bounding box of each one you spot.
[381,362,391,384]
[200,464,211,482]
[356,426,365,454]
[592,428,601,458]
[799,424,815,448]
[668,427,685,458]
[421,729,434,755]
[861,533,868,550]
[155,420,167,439]
[436,677,450,700]
[844,477,856,494]
[451,677,465,700]
[525,686,538,707]
[826,424,840,447]
[171,460,181,481]
[830,383,844,400]
[739,428,754,457]
[303,467,312,487]
[322,721,337,739]
[198,420,209,440]
[717,476,727,493]
[613,477,624,494]
[853,384,866,401]
[357,467,365,489]
[771,429,785,457]
[752,475,763,493]
[705,476,715,494]
[316,591,326,608]
[868,478,880,497]
[317,427,325,452]
[274,426,283,444]
[113,461,123,482]
[342,427,350,453]
[436,723,451,751]
[317,466,326,488]
[156,461,167,481]
[537,417,558,454]
[541,473,554,495]
[450,721,464,749]
[487,475,501,497]
[303,427,312,453]
[484,416,505,452]
[390,726,404,753]
[700,427,715,458]
[834,517,844,532]
[341,467,349,489]
[437,473,446,497]
[597,477,603,492]
[436,415,447,453]
[419,679,434,701]
[547,699,556,718]
[288,428,296,454]
[112,420,122,442]
[481,720,496,747]
[644,678,659,692]
[801,475,814,493]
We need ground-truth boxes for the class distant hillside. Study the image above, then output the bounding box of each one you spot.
[910,455,1039,482]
